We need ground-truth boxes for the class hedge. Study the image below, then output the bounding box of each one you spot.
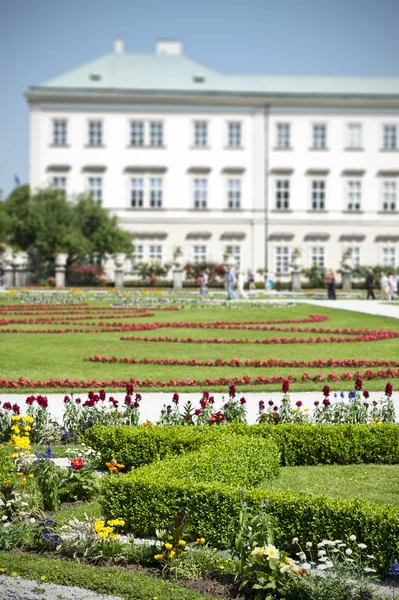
[87,423,399,470]
[0,446,15,481]
[0,551,220,600]
[101,470,399,578]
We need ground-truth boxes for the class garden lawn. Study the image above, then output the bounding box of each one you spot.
[259,463,399,505]
[1,303,399,392]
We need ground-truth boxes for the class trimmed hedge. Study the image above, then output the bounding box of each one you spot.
[0,446,14,481]
[86,424,229,470]
[101,469,399,578]
[0,551,220,600]
[87,423,399,470]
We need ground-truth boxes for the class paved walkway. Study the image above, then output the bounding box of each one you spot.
[295,298,399,320]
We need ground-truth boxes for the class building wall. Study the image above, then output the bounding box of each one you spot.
[29,102,399,279]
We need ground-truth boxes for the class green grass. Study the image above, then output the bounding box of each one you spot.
[1,302,399,392]
[0,552,220,599]
[259,463,399,505]
[52,499,102,524]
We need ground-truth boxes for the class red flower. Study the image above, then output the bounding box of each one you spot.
[282,380,290,394]
[64,395,71,404]
[314,401,320,406]
[363,402,369,408]
[268,400,274,406]
[71,457,85,470]
[386,382,393,397]
[322,398,331,407]
[355,378,363,391]
[259,400,265,410]
[240,397,246,405]
[172,393,179,405]
[363,390,370,399]
[322,385,330,397]
[296,401,303,407]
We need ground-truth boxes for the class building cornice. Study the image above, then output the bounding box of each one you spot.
[25,87,399,109]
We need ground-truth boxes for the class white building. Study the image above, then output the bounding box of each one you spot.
[26,38,399,281]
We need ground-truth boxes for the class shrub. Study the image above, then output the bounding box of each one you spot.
[101,471,399,577]
[87,423,399,470]
[0,446,14,481]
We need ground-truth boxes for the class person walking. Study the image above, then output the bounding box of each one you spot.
[236,271,248,299]
[226,269,235,300]
[380,272,389,300]
[326,269,336,300]
[388,273,398,301]
[248,271,255,291]
[200,269,209,299]
[365,270,375,300]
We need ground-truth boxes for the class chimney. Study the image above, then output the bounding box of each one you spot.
[155,39,182,56]
[113,38,125,54]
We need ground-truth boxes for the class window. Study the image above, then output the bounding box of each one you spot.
[149,245,163,261]
[88,120,103,146]
[194,121,208,147]
[311,180,326,210]
[149,178,163,208]
[225,245,241,270]
[88,177,103,202]
[150,121,163,147]
[312,124,327,149]
[276,123,291,149]
[383,125,398,150]
[275,179,290,210]
[311,246,325,268]
[347,123,362,149]
[347,246,361,267]
[53,120,67,146]
[382,180,397,212]
[227,178,241,209]
[130,121,144,147]
[193,178,208,209]
[346,180,362,211]
[192,245,207,264]
[131,178,144,208]
[227,122,242,147]
[52,176,67,190]
[130,244,144,270]
[275,246,290,274]
[382,247,396,267]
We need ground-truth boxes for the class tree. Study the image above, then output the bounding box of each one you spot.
[73,195,133,262]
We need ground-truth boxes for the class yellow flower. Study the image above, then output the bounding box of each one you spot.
[11,572,17,577]
[168,550,176,559]
[154,554,163,560]
[97,531,108,539]
[28,474,34,479]
[21,478,27,485]
[164,543,173,550]
[23,425,31,431]
[107,519,125,527]
[22,416,33,422]
[197,537,206,545]
[11,452,19,458]
[16,472,23,477]
[11,416,21,421]
[0,567,6,572]
[2,480,11,485]
[94,520,105,532]
[109,533,119,540]
[40,575,46,581]
[178,539,186,546]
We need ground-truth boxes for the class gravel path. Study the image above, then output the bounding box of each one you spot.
[0,575,124,600]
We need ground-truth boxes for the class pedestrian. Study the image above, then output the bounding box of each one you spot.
[200,269,209,299]
[236,271,248,299]
[0,265,4,287]
[380,272,389,300]
[365,270,375,300]
[388,272,398,301]
[326,269,336,300]
[226,269,235,300]
[248,271,255,291]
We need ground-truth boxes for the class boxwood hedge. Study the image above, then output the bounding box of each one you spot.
[87,423,399,470]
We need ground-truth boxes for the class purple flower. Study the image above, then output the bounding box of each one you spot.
[389,559,399,576]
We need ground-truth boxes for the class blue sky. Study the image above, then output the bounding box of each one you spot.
[1,0,399,197]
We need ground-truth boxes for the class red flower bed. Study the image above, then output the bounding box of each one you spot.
[1,369,399,390]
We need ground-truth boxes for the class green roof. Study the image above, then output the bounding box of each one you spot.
[32,51,399,97]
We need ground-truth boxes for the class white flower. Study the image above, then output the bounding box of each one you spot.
[345,548,353,556]
[364,567,376,573]
[318,550,326,557]
[298,551,306,560]
[325,560,334,568]
[349,535,356,541]
[357,543,367,549]
[317,564,329,570]
[318,556,328,562]
[29,518,36,524]
[292,537,299,544]
[346,558,355,563]
[3,522,10,528]
[366,554,375,559]
[302,563,312,571]
[306,542,312,548]
[338,543,347,548]
[280,565,290,573]
[1,515,8,521]
[334,540,342,544]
